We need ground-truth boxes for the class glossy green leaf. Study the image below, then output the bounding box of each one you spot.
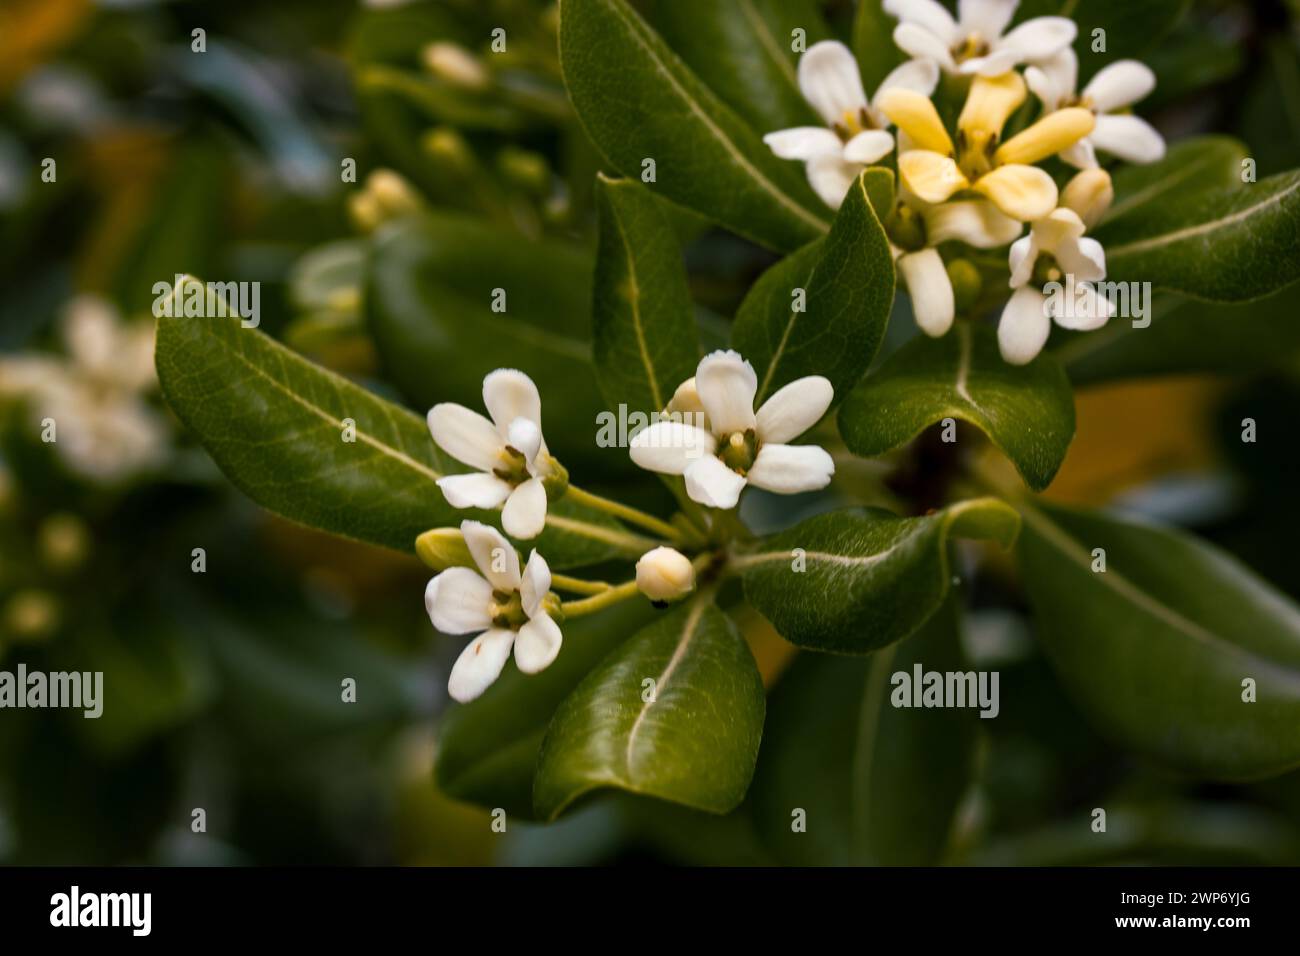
[591,176,701,415]
[436,601,657,819]
[365,213,612,469]
[1016,0,1189,65]
[736,498,1020,653]
[156,277,630,566]
[732,168,896,407]
[558,0,830,252]
[1100,137,1249,232]
[533,598,765,819]
[752,600,977,865]
[852,0,905,93]
[839,322,1076,491]
[1097,168,1300,302]
[1018,502,1300,780]
[641,0,826,134]
[1057,287,1300,385]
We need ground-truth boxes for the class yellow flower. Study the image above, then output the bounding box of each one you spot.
[879,72,1094,222]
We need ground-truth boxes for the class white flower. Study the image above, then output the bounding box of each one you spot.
[0,294,167,483]
[891,190,1024,337]
[424,520,561,703]
[1025,48,1165,168]
[630,351,835,510]
[764,41,939,209]
[997,207,1114,365]
[886,0,1076,76]
[636,547,696,604]
[427,369,554,540]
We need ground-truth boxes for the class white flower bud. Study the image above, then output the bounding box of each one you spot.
[636,547,696,604]
[422,42,490,91]
[1061,168,1114,231]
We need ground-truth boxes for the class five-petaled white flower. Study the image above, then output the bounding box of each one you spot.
[886,0,1076,76]
[425,520,561,703]
[998,206,1114,365]
[764,40,939,209]
[427,369,555,540]
[630,351,835,510]
[1025,48,1165,168]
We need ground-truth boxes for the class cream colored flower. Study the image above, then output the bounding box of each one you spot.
[886,0,1076,76]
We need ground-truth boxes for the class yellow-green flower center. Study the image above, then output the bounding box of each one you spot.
[719,430,758,475]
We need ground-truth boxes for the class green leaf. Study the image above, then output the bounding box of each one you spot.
[591,176,701,415]
[1100,137,1249,232]
[1015,0,1189,65]
[1017,502,1300,780]
[732,168,896,407]
[558,0,830,252]
[436,600,657,819]
[852,0,905,93]
[751,600,977,865]
[365,212,612,470]
[736,498,1020,653]
[156,276,631,566]
[1057,287,1300,385]
[641,0,827,134]
[839,322,1076,491]
[1097,169,1300,302]
[533,598,765,819]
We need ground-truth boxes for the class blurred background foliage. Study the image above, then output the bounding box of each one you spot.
[0,0,1299,865]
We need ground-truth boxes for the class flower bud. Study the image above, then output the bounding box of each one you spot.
[366,169,422,219]
[415,527,475,571]
[421,42,490,91]
[636,547,696,605]
[4,589,60,642]
[39,512,90,572]
[1061,168,1114,230]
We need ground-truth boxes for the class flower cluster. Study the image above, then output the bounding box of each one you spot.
[764,0,1165,364]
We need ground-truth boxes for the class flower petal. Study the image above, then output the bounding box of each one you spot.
[891,23,957,72]
[797,40,869,126]
[1032,207,1088,257]
[436,472,513,510]
[1057,236,1107,284]
[924,199,1024,248]
[995,108,1095,166]
[998,16,1077,62]
[1007,234,1038,288]
[1048,282,1116,332]
[755,376,834,444]
[842,129,897,165]
[877,89,955,155]
[520,549,552,618]
[696,350,758,435]
[998,286,1052,365]
[1062,168,1114,229]
[684,455,748,510]
[630,421,717,475]
[958,0,1017,39]
[425,567,493,635]
[746,444,836,494]
[763,126,844,161]
[502,476,547,540]
[885,0,960,43]
[1060,137,1098,170]
[514,613,562,675]
[506,416,543,463]
[958,71,1027,139]
[1025,48,1077,109]
[899,151,970,204]
[482,368,541,438]
[899,249,955,337]
[1083,59,1156,113]
[871,57,941,105]
[973,164,1058,221]
[1090,114,1166,164]
[806,154,864,209]
[960,48,1022,76]
[427,403,502,471]
[448,628,515,703]
[461,519,521,591]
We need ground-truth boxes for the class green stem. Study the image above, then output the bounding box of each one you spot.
[550,573,610,596]
[560,579,641,618]
[564,484,685,545]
